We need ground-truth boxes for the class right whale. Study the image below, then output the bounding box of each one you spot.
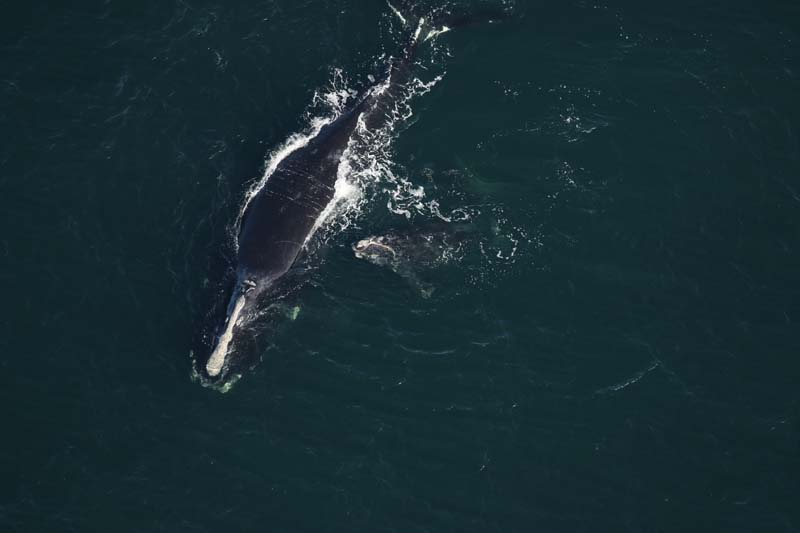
[202,3,510,381]
[353,224,474,298]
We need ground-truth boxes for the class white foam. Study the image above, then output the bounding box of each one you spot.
[413,18,425,42]
[293,59,452,245]
[425,26,451,41]
[386,1,407,26]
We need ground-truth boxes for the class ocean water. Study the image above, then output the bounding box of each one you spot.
[2,1,799,531]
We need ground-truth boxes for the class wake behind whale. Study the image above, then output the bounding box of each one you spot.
[197,3,510,385]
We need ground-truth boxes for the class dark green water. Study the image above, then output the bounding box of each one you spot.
[2,1,799,531]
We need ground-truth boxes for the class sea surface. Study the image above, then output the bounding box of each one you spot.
[2,1,799,531]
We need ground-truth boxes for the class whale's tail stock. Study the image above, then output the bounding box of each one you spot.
[360,1,512,130]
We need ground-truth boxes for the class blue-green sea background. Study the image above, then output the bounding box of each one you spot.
[2,1,799,531]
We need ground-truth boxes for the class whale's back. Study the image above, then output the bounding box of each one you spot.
[236,123,352,277]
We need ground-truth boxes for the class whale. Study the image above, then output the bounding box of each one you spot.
[352,224,474,297]
[203,3,509,379]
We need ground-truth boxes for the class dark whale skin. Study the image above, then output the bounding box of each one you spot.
[236,107,365,281]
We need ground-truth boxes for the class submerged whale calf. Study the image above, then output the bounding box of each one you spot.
[203,4,507,379]
[353,227,471,297]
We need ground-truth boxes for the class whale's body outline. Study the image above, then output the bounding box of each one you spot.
[203,3,508,379]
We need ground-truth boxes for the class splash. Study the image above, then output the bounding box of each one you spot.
[297,68,449,249]
[296,67,537,289]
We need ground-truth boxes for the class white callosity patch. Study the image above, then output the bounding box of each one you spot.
[205,293,247,377]
[354,238,397,259]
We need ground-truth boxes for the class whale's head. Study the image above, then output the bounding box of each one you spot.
[353,237,397,267]
[204,275,271,379]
